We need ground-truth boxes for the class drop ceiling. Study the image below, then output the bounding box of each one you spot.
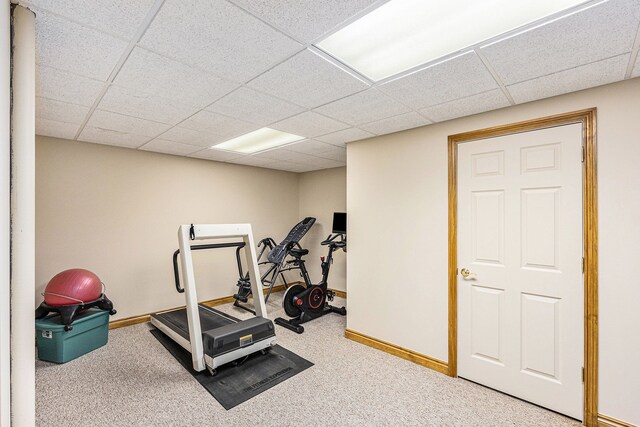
[23,0,640,173]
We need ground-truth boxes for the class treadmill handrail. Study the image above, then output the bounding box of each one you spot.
[177,223,270,372]
[172,242,246,293]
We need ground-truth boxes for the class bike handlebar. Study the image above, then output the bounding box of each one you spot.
[321,233,346,248]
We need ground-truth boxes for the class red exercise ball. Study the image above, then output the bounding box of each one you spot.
[44,269,102,306]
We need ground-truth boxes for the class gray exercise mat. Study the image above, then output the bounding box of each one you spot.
[150,328,313,410]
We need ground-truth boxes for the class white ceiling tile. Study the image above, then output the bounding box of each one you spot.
[181,111,259,139]
[284,164,323,173]
[481,0,640,85]
[247,49,370,109]
[314,88,411,125]
[251,143,346,170]
[86,110,171,138]
[36,97,89,124]
[294,162,340,172]
[507,54,630,104]
[114,48,239,109]
[78,126,151,148]
[252,148,302,161]
[278,151,329,166]
[188,149,244,162]
[157,127,225,148]
[139,139,203,156]
[308,158,346,169]
[285,163,312,172]
[378,52,499,110]
[206,87,305,126]
[257,160,300,172]
[360,112,432,136]
[138,0,302,83]
[99,85,198,125]
[271,111,349,138]
[35,10,128,81]
[36,118,79,140]
[314,146,346,162]
[228,0,380,43]
[270,160,312,171]
[632,54,640,78]
[227,156,277,168]
[419,89,510,123]
[285,140,337,155]
[37,65,105,106]
[315,128,374,145]
[28,0,156,40]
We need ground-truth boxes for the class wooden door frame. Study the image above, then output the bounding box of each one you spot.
[447,109,598,426]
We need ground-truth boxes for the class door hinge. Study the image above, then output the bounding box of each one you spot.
[582,146,585,163]
[582,257,585,273]
[582,367,585,383]
[456,268,459,276]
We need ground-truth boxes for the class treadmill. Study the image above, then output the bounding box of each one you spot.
[151,224,276,375]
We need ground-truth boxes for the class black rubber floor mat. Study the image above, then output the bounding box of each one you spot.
[150,328,313,410]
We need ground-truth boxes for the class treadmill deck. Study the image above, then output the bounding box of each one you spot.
[151,305,237,342]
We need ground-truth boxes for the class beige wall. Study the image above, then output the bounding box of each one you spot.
[298,167,347,292]
[347,78,640,425]
[36,136,300,320]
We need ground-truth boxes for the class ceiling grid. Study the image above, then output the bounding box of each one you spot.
[71,0,168,140]
[624,16,640,77]
[22,0,640,172]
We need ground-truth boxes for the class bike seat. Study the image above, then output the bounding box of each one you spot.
[288,248,309,258]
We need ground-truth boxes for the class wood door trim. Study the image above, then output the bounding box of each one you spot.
[447,109,598,426]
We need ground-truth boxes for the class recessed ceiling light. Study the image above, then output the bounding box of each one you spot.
[316,0,590,82]
[211,128,305,154]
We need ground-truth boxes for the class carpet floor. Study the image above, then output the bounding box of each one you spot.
[36,293,580,427]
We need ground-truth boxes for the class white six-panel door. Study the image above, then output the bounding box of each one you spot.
[457,123,584,420]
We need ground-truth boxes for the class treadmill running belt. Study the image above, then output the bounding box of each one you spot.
[150,328,313,410]
[151,305,235,341]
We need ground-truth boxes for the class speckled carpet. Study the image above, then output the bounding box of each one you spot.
[35,294,580,427]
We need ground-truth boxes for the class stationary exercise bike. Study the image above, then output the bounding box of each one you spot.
[274,232,346,334]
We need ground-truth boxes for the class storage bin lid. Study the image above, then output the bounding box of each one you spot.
[35,308,108,330]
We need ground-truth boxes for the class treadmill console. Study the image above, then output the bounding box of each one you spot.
[203,317,275,358]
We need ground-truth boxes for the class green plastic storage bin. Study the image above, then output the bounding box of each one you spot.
[36,308,109,363]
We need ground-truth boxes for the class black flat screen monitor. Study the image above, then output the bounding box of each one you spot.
[332,212,346,235]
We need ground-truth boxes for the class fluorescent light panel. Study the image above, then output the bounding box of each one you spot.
[212,128,305,154]
[316,0,589,82]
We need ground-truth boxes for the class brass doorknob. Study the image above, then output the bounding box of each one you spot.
[460,268,477,280]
